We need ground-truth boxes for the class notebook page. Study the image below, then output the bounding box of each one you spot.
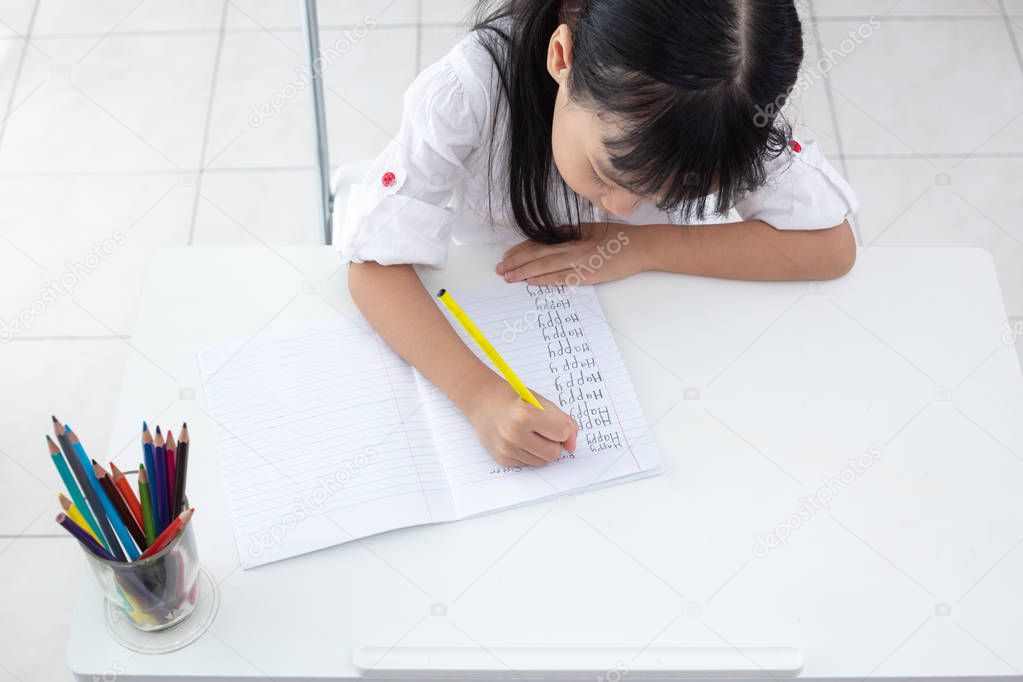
[424,284,663,518]
[198,318,455,568]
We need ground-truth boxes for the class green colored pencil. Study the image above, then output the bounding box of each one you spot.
[138,464,157,546]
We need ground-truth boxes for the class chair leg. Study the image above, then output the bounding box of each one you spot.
[302,0,333,245]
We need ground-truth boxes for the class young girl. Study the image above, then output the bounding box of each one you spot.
[340,0,858,469]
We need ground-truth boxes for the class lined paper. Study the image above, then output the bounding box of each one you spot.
[422,285,661,517]
[198,284,662,568]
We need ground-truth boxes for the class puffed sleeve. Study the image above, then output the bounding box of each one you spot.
[733,139,858,230]
[336,45,488,267]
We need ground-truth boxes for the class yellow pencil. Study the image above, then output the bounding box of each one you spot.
[57,493,101,544]
[437,288,544,410]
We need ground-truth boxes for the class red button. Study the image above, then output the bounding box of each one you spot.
[382,171,396,187]
[790,140,802,153]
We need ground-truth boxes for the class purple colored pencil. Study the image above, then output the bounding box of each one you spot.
[56,512,118,562]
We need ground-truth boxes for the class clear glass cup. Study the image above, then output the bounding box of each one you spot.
[81,509,200,632]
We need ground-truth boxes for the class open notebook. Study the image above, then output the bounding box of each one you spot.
[197,284,662,568]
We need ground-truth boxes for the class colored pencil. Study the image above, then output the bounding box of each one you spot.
[173,423,189,514]
[113,584,160,627]
[142,424,159,530]
[57,493,101,544]
[165,429,176,519]
[110,462,143,529]
[47,435,103,543]
[80,455,139,561]
[56,512,117,561]
[96,462,147,550]
[139,508,194,559]
[138,464,157,546]
[113,568,173,622]
[67,427,135,560]
[437,288,544,409]
[153,426,168,533]
[52,417,121,559]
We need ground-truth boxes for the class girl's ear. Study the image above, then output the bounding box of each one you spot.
[546,23,573,85]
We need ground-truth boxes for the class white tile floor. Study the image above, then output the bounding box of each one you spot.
[1,1,1022,679]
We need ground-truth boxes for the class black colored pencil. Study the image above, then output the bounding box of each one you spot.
[173,423,189,514]
[95,462,147,550]
[51,416,125,561]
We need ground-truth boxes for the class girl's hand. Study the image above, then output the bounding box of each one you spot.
[465,374,579,468]
[496,222,644,286]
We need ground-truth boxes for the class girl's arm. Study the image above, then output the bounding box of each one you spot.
[642,219,856,281]
[348,261,579,467]
[496,219,856,284]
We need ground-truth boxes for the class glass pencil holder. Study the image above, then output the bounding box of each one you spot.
[82,513,200,632]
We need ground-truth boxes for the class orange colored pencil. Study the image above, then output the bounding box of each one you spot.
[139,507,194,559]
[109,462,144,529]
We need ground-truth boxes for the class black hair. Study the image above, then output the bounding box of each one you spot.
[472,0,803,243]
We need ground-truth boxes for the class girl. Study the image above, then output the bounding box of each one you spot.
[341,0,858,469]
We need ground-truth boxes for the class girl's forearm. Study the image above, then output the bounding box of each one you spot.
[634,219,856,281]
[347,262,499,412]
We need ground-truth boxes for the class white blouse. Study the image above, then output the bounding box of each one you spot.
[337,30,859,269]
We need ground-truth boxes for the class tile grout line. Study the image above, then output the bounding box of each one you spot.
[0,534,68,539]
[999,0,1023,76]
[186,0,232,246]
[415,0,423,74]
[805,0,861,243]
[1,21,454,41]
[1,16,1017,41]
[0,0,42,155]
[0,165,319,178]
[7,152,1023,182]
[840,152,1023,160]
[7,334,131,341]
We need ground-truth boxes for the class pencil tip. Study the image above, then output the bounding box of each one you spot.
[142,420,147,431]
[51,415,58,423]
[436,288,446,298]
[155,425,161,435]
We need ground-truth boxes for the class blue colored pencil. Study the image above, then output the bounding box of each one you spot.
[142,423,158,529]
[67,428,140,560]
[46,434,104,544]
[52,418,122,560]
[153,426,169,532]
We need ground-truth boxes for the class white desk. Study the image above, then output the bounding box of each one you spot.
[68,246,1023,680]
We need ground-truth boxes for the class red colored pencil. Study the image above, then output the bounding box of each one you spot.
[139,508,194,559]
[109,462,144,529]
